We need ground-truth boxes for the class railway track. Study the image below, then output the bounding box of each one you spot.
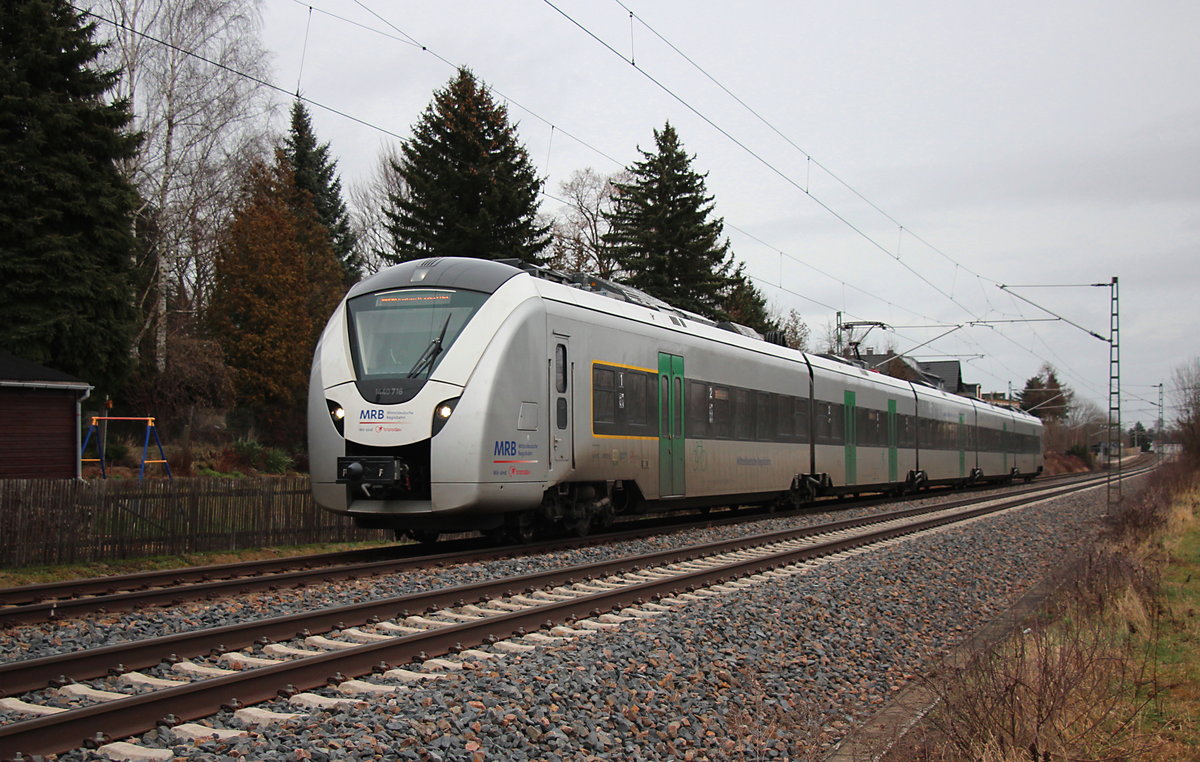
[0,469,1139,760]
[0,471,1093,627]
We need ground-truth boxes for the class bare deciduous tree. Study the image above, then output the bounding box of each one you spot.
[1172,356,1200,462]
[777,308,810,351]
[349,142,407,276]
[549,167,627,277]
[88,0,274,370]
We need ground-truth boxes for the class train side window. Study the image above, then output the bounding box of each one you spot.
[660,375,670,435]
[624,372,648,428]
[831,402,845,445]
[858,408,876,447]
[777,395,794,440]
[795,397,811,443]
[593,366,616,425]
[919,417,933,449]
[756,392,773,441]
[734,388,754,440]
[674,377,684,438]
[556,397,568,429]
[814,401,830,444]
[897,414,908,448]
[712,386,732,439]
[555,344,567,393]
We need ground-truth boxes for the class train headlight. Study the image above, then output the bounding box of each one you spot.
[431,397,459,436]
[326,400,345,435]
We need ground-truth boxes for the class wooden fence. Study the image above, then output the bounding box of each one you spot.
[0,477,387,568]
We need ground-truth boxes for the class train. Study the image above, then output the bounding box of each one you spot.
[308,257,1043,542]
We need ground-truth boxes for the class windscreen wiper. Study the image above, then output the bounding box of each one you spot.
[406,314,452,378]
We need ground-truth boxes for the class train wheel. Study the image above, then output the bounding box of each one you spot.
[594,501,615,531]
[409,529,440,545]
[504,512,538,544]
[564,515,591,537]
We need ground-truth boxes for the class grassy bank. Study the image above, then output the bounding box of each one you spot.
[907,463,1199,761]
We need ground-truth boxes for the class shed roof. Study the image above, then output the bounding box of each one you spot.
[0,351,91,389]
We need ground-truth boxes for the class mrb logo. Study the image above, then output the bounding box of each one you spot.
[493,440,519,457]
[359,409,386,421]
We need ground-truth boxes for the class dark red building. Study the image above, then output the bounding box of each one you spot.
[0,352,93,479]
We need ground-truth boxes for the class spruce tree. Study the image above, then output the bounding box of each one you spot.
[283,100,362,284]
[0,0,140,395]
[722,264,776,334]
[603,123,737,319]
[1019,364,1072,421]
[383,68,550,264]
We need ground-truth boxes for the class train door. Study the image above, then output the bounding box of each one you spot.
[843,390,857,484]
[657,352,685,497]
[887,399,898,482]
[550,335,573,475]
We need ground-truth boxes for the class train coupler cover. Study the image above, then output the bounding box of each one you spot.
[337,456,408,485]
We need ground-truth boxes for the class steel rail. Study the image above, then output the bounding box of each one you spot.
[0,472,1095,626]
[0,471,1134,700]
[0,472,1135,758]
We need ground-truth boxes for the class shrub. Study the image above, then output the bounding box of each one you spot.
[231,438,264,466]
[261,448,294,474]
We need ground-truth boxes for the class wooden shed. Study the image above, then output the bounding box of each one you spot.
[0,352,93,479]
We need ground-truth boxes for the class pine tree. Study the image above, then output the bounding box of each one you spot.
[283,99,362,284]
[0,0,140,395]
[209,152,344,445]
[383,68,550,264]
[603,123,738,319]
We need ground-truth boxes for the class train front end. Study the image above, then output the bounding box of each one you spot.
[308,257,546,536]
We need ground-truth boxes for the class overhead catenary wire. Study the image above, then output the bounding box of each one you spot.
[334,0,981,346]
[540,0,984,323]
[611,0,1004,292]
[297,0,1108,394]
[585,1,1137,403]
[83,0,1116,403]
[536,3,1135,408]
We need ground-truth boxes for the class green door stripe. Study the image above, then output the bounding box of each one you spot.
[844,390,857,484]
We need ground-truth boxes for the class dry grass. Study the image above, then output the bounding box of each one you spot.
[907,462,1200,762]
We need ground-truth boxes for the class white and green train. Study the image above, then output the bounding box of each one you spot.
[309,257,1043,542]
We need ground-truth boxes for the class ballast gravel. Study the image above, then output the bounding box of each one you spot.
[0,482,1059,664]
[7,477,1132,760]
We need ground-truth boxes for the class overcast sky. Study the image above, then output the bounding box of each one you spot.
[259,0,1199,428]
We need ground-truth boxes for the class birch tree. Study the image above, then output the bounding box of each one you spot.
[87,0,274,371]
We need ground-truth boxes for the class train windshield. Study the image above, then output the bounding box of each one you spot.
[347,288,488,379]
